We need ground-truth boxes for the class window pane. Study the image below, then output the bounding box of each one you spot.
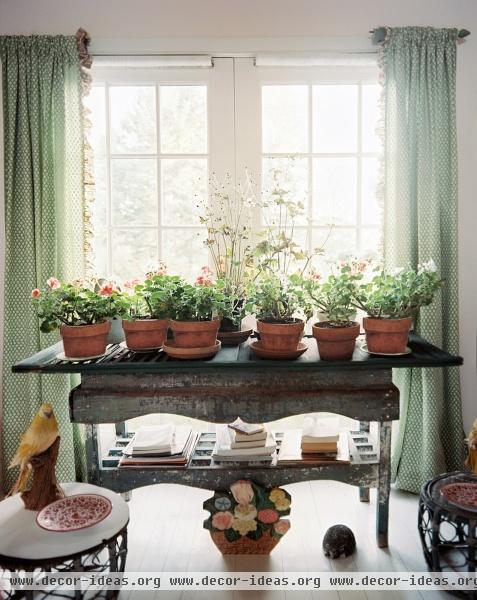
[313,227,357,271]
[362,157,380,226]
[112,228,157,283]
[111,159,157,227]
[313,85,358,153]
[162,158,207,226]
[361,227,381,260]
[87,85,106,156]
[313,157,357,226]
[92,226,108,277]
[160,86,207,154]
[362,84,380,153]
[110,86,157,154]
[262,156,308,226]
[262,85,308,153]
[162,228,208,282]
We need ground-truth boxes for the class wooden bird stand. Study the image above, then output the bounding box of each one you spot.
[21,436,65,511]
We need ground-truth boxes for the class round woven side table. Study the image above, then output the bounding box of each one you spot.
[0,482,129,599]
[418,471,477,598]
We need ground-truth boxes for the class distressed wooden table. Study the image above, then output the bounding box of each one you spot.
[13,333,462,548]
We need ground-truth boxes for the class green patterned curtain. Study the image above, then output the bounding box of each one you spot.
[0,35,88,491]
[380,27,465,493]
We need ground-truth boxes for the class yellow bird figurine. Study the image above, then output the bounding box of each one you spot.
[8,403,59,496]
[465,418,477,475]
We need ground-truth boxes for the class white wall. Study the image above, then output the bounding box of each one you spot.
[0,0,476,432]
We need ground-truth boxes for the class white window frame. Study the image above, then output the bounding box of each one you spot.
[90,59,235,278]
[234,59,381,262]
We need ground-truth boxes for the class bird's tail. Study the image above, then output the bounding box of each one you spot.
[7,465,31,497]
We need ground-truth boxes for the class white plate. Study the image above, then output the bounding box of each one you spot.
[361,344,412,357]
[56,347,114,362]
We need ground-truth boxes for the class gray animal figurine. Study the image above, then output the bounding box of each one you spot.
[322,524,356,558]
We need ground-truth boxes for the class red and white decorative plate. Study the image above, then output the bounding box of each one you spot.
[36,494,112,532]
[440,483,477,510]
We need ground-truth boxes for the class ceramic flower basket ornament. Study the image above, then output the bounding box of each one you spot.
[353,260,444,355]
[31,278,112,359]
[203,480,291,554]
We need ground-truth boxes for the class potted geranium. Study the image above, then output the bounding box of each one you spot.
[248,274,305,354]
[121,268,181,352]
[31,277,111,359]
[353,260,444,354]
[300,264,363,360]
[166,279,227,355]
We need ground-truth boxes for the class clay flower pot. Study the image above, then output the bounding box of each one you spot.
[312,321,360,361]
[60,321,111,359]
[122,319,169,351]
[256,319,304,352]
[363,317,413,354]
[170,319,219,348]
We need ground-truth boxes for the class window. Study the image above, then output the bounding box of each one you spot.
[87,59,381,282]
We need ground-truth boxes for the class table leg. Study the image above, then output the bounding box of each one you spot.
[115,422,128,439]
[85,424,101,486]
[376,421,392,548]
[359,421,370,503]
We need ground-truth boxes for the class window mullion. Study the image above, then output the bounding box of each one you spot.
[105,82,113,278]
[156,84,162,264]
[356,82,363,254]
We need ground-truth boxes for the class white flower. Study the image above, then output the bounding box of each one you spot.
[391,267,404,276]
[418,259,437,274]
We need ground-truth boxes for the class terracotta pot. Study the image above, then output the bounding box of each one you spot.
[122,319,169,351]
[60,321,110,359]
[256,319,305,351]
[312,321,360,361]
[363,317,412,354]
[170,319,219,348]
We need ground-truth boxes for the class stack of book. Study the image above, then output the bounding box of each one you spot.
[301,416,340,457]
[212,418,277,465]
[119,424,197,468]
[277,417,349,465]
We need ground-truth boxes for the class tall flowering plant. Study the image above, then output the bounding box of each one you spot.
[203,480,291,543]
[200,172,256,296]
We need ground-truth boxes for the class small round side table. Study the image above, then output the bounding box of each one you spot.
[0,482,129,599]
[418,471,477,598]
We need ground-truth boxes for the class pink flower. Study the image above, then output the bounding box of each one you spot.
[257,508,279,524]
[31,288,41,299]
[46,277,60,290]
[99,282,115,296]
[196,266,214,286]
[211,511,234,531]
[124,278,141,290]
[230,480,254,505]
[273,519,290,536]
[146,261,168,279]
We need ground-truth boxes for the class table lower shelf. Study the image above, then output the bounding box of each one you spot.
[97,430,380,493]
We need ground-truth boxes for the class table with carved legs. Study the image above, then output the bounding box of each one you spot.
[13,333,462,549]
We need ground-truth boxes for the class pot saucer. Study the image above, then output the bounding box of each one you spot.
[361,344,411,356]
[56,346,114,362]
[163,340,221,360]
[217,328,253,346]
[119,341,163,353]
[249,340,308,360]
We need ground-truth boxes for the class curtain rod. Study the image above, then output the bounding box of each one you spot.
[371,27,471,44]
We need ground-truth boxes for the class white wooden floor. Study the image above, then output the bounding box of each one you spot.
[120,480,449,600]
